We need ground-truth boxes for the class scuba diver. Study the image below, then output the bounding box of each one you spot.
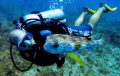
[9,2,117,71]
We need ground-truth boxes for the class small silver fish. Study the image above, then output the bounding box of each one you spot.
[43,34,109,54]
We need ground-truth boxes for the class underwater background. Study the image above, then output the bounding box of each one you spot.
[0,0,120,76]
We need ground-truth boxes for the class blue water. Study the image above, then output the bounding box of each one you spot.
[0,0,120,76]
[0,0,119,24]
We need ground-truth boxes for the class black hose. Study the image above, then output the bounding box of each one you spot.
[10,43,33,72]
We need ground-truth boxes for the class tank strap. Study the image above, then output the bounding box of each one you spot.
[31,11,44,20]
[38,13,44,20]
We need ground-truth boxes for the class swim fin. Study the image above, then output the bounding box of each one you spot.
[100,2,117,13]
[105,4,117,11]
[88,8,96,13]
[66,53,85,66]
[83,7,96,14]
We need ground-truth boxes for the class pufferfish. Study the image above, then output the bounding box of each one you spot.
[43,34,109,54]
